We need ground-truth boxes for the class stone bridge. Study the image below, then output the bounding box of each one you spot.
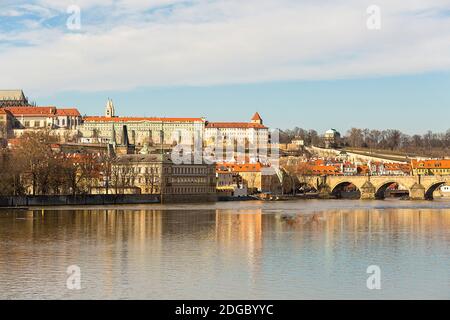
[298,175,450,200]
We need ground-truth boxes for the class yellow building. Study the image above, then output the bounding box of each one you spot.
[111,153,217,202]
[411,159,450,176]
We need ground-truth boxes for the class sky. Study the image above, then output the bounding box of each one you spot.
[1,0,450,134]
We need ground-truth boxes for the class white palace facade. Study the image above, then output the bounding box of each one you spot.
[80,99,206,146]
[79,100,270,152]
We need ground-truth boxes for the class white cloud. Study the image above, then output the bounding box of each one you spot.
[1,0,450,95]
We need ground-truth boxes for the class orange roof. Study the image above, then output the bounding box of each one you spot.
[310,165,340,175]
[206,122,267,129]
[412,159,450,169]
[216,163,264,172]
[357,165,369,174]
[5,106,56,116]
[384,163,411,170]
[4,106,80,117]
[56,108,80,116]
[83,116,204,122]
[313,159,325,166]
[251,112,262,121]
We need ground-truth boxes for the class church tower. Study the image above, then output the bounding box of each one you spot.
[105,98,115,118]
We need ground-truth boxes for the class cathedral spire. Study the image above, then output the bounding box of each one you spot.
[105,98,115,118]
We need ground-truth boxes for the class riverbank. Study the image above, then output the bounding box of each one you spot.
[2,192,448,210]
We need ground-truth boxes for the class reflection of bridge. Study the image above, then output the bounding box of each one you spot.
[300,175,450,200]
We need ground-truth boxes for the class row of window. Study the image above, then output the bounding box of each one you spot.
[172,166,210,174]
[19,118,79,128]
[416,169,450,174]
[171,177,207,184]
[120,166,160,174]
[170,187,214,194]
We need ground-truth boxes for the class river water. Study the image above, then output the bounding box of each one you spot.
[0,200,449,300]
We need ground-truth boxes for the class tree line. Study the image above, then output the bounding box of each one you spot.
[280,127,450,157]
[0,130,158,196]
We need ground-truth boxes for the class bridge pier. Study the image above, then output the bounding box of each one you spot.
[360,181,376,200]
[318,185,332,199]
[409,183,425,200]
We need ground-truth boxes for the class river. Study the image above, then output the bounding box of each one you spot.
[0,199,449,300]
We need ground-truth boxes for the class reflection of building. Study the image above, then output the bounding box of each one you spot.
[0,90,30,107]
[324,128,341,149]
[215,211,262,243]
[412,159,450,176]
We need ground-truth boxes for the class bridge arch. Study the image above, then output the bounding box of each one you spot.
[425,182,446,200]
[331,182,361,199]
[375,181,409,199]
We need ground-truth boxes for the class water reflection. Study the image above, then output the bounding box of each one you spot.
[0,203,449,299]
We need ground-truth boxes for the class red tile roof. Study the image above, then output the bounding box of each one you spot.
[5,106,56,116]
[383,163,411,172]
[216,163,264,172]
[206,122,267,129]
[4,106,80,117]
[83,116,204,122]
[56,108,81,116]
[310,165,340,175]
[251,112,262,121]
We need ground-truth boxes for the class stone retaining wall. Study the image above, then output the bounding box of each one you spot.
[0,194,160,207]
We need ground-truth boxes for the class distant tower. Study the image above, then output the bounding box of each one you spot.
[251,112,263,125]
[122,125,129,146]
[105,98,115,118]
[114,125,135,155]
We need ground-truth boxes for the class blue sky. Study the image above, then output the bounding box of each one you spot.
[1,0,450,134]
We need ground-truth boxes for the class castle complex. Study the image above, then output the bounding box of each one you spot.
[1,90,270,164]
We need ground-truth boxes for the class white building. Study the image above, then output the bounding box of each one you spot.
[204,112,270,163]
[324,128,341,148]
[4,106,81,130]
[79,99,206,147]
